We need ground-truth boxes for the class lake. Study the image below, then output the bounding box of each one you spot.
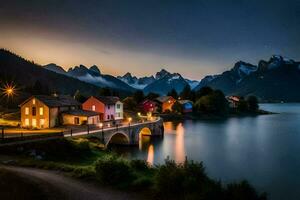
[116,104,300,200]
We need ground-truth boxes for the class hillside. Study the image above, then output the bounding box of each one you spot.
[0,49,128,106]
[195,56,300,102]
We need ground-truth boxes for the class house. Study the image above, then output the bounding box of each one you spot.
[20,95,81,129]
[140,99,157,113]
[227,96,240,108]
[178,100,193,113]
[61,110,100,125]
[82,96,123,125]
[156,96,176,112]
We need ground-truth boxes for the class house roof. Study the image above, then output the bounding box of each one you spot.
[156,96,174,103]
[178,100,193,105]
[20,95,81,108]
[141,99,156,105]
[93,96,120,105]
[62,110,100,117]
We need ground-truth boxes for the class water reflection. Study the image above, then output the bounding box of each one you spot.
[147,144,154,165]
[175,123,185,163]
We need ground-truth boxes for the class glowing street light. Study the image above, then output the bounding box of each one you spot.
[1,83,17,98]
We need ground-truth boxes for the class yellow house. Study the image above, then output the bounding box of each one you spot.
[19,95,81,129]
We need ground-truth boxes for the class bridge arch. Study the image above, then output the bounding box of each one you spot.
[106,132,130,146]
[136,126,152,149]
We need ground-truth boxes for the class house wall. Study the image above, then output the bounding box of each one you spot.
[105,104,116,121]
[20,97,50,129]
[115,101,123,120]
[183,103,193,113]
[87,116,100,124]
[62,114,88,125]
[82,97,104,120]
[142,101,156,113]
[49,108,59,127]
[162,97,176,112]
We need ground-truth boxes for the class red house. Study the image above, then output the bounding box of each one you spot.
[140,99,157,113]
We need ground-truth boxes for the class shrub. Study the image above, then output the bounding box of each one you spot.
[225,180,267,200]
[94,155,134,186]
[130,159,150,171]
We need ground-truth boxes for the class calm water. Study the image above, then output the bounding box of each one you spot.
[118,104,300,200]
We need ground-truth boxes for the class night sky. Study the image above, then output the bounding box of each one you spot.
[1,0,300,79]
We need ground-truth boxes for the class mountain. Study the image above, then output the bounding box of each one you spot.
[44,64,135,92]
[44,63,67,75]
[144,72,189,95]
[185,79,200,89]
[195,55,300,102]
[0,49,103,101]
[117,69,199,93]
[117,73,155,89]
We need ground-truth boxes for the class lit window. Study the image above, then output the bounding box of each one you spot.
[39,107,44,115]
[92,105,96,111]
[40,119,45,127]
[32,99,36,105]
[25,118,29,126]
[25,107,29,115]
[32,119,36,127]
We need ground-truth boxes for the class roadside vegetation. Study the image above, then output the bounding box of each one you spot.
[0,138,267,200]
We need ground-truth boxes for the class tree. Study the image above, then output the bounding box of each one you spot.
[74,90,87,103]
[133,90,145,104]
[195,87,213,101]
[247,96,259,112]
[237,97,248,112]
[194,89,228,115]
[146,92,159,100]
[123,97,138,111]
[172,101,183,114]
[168,89,178,99]
[180,85,192,100]
[99,87,111,96]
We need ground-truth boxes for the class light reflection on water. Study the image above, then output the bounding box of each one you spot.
[114,104,300,200]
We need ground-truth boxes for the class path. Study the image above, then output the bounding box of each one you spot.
[1,166,143,200]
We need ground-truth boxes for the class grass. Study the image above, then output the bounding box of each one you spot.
[0,137,267,200]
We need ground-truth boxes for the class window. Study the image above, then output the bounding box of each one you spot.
[108,105,110,109]
[117,104,121,109]
[40,119,45,128]
[111,114,114,119]
[25,107,29,115]
[74,117,80,125]
[107,115,110,120]
[92,105,96,111]
[32,99,36,105]
[32,107,36,116]
[25,118,29,126]
[32,119,37,127]
[39,107,44,115]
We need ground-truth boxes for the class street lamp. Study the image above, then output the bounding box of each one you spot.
[1,83,17,98]
[128,117,132,128]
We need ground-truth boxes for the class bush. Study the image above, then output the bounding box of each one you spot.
[225,180,267,200]
[130,159,150,171]
[94,155,134,186]
[154,158,210,198]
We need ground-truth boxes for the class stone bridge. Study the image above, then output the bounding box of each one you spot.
[69,118,164,147]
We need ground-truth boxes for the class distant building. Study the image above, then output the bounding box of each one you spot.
[178,100,193,113]
[82,96,123,126]
[156,96,176,112]
[19,95,81,129]
[140,99,157,113]
[227,96,240,108]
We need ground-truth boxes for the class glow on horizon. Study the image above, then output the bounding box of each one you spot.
[0,30,221,80]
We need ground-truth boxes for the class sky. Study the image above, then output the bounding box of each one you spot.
[1,0,300,80]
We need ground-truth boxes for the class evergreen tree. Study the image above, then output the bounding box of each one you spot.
[168,89,178,99]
